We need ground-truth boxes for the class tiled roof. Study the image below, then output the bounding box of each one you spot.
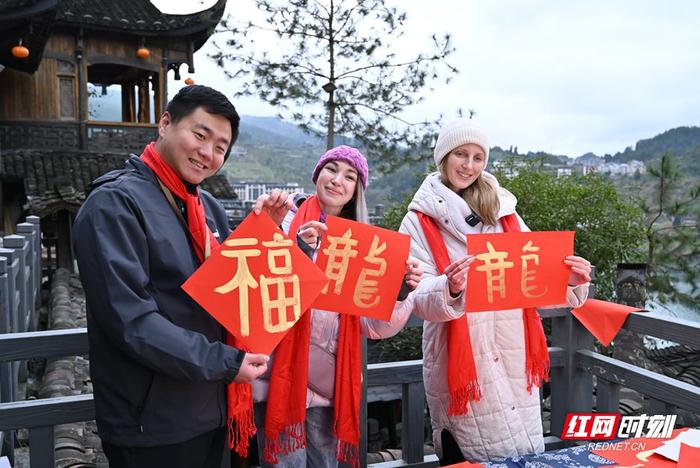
[41,268,108,466]
[0,0,226,73]
[0,0,49,11]
[646,344,700,387]
[56,0,226,35]
[1,149,236,216]
[203,174,237,199]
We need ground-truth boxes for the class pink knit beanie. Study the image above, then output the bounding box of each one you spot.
[311,145,369,189]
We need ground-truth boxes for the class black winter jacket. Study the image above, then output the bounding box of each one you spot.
[73,156,243,447]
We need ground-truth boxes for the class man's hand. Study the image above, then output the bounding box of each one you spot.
[253,189,293,226]
[233,353,269,384]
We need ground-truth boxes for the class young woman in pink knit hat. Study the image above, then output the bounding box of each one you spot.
[399,118,592,465]
[252,145,423,467]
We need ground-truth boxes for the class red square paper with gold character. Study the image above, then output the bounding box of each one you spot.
[465,231,574,312]
[182,212,328,354]
[312,215,410,321]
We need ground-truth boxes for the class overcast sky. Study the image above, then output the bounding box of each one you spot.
[154,0,700,157]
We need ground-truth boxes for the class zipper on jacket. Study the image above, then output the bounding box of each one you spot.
[135,372,155,432]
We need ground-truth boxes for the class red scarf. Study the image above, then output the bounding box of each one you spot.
[416,211,549,416]
[264,195,362,467]
[141,143,256,456]
[140,142,218,262]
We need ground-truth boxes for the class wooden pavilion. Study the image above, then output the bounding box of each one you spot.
[0,0,232,269]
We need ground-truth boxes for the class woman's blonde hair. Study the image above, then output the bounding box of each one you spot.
[439,156,500,226]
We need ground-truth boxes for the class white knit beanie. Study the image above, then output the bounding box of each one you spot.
[433,118,489,168]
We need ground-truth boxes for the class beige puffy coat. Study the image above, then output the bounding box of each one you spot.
[399,172,588,462]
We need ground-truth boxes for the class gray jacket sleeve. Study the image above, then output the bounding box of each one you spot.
[74,187,244,384]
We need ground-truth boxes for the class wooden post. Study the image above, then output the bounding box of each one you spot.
[550,311,594,440]
[160,49,168,115]
[401,382,425,463]
[0,246,18,334]
[23,216,41,312]
[0,254,14,466]
[138,77,150,123]
[122,83,136,122]
[76,29,88,150]
[596,380,621,412]
[613,263,647,366]
[15,223,37,330]
[3,235,28,333]
[29,426,55,468]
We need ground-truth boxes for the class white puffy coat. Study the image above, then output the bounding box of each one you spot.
[399,172,588,462]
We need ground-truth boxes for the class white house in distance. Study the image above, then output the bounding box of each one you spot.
[231,181,306,202]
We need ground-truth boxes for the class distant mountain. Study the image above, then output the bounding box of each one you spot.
[575,153,604,166]
[225,115,422,206]
[239,115,323,147]
[611,126,700,174]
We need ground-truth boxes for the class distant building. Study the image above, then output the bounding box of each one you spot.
[491,159,527,177]
[224,186,387,228]
[598,160,646,176]
[229,146,247,157]
[368,204,385,226]
[231,181,305,202]
[557,168,573,177]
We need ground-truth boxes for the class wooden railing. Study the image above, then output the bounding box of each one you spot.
[0,216,42,464]
[360,310,700,467]
[0,329,91,467]
[2,313,699,468]
[366,358,428,466]
[0,120,156,153]
[546,308,700,446]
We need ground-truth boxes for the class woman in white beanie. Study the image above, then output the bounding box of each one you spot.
[399,118,592,464]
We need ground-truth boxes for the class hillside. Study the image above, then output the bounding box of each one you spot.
[239,116,324,147]
[223,116,426,206]
[610,126,700,176]
[224,115,700,206]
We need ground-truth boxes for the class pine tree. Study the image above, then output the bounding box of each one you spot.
[641,153,700,308]
[211,0,457,172]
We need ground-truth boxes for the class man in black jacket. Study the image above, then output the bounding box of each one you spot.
[73,85,269,468]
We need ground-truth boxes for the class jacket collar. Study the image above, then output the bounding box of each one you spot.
[408,171,519,237]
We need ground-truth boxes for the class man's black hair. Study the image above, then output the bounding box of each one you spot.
[165,85,240,159]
